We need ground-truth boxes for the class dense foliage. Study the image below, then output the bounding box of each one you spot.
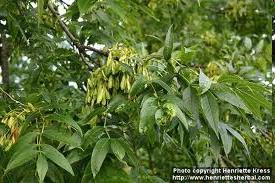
[0,0,274,182]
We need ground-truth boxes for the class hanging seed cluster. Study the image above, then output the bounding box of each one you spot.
[0,104,35,149]
[86,45,150,106]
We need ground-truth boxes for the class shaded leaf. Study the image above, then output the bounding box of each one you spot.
[174,105,188,130]
[43,127,81,147]
[223,124,249,154]
[130,75,147,96]
[118,139,138,166]
[78,0,95,15]
[182,86,199,121]
[83,126,105,149]
[47,114,83,137]
[94,160,132,183]
[107,95,126,111]
[5,147,37,173]
[10,132,39,154]
[201,92,219,137]
[151,79,174,94]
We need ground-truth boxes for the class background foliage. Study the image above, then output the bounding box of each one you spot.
[0,0,274,182]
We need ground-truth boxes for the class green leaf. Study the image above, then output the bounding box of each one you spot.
[117,139,138,166]
[78,0,95,15]
[66,149,89,164]
[163,25,173,61]
[255,39,264,54]
[41,144,74,176]
[46,162,65,183]
[201,92,219,137]
[80,107,106,125]
[111,139,125,161]
[218,123,232,155]
[236,90,261,119]
[155,109,164,125]
[10,132,39,154]
[36,154,48,183]
[130,75,147,96]
[163,132,177,148]
[210,131,221,162]
[146,176,167,183]
[94,161,132,183]
[47,114,83,137]
[107,95,126,111]
[182,86,199,121]
[43,127,81,147]
[199,69,212,94]
[83,126,105,149]
[213,85,248,111]
[243,37,252,50]
[177,123,184,147]
[223,124,249,154]
[237,85,271,112]
[151,78,174,94]
[5,147,38,173]
[174,104,188,130]
[218,74,242,83]
[91,138,110,178]
[139,97,158,133]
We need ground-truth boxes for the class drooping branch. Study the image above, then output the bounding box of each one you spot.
[0,87,24,106]
[47,3,109,61]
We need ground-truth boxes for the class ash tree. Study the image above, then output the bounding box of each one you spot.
[0,0,273,182]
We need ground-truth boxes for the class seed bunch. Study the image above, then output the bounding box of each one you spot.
[86,45,149,106]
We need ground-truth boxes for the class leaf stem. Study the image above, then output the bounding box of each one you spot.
[104,116,110,139]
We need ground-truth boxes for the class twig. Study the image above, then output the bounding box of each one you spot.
[222,156,236,167]
[0,87,24,106]
[59,0,70,7]
[82,45,109,57]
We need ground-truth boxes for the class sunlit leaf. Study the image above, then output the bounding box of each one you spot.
[111,139,125,161]
[36,154,48,183]
[139,97,158,133]
[41,144,74,176]
[163,25,173,61]
[199,69,212,94]
[91,138,110,177]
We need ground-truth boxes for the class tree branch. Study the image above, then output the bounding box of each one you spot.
[0,32,9,92]
[47,2,109,61]
[59,0,70,7]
